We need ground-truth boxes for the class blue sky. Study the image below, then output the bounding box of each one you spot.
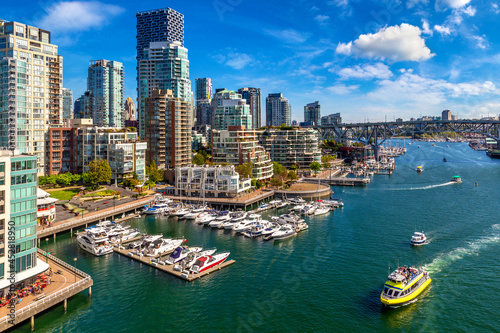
[3,0,500,122]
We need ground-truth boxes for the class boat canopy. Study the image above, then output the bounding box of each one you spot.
[453,175,461,178]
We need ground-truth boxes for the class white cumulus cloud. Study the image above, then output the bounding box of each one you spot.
[213,51,255,70]
[335,23,434,62]
[326,84,359,95]
[37,1,124,32]
[314,15,330,24]
[422,19,433,36]
[439,0,471,9]
[434,24,451,35]
[337,63,393,80]
[265,29,310,43]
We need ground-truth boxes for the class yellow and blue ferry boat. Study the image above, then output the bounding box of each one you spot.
[380,266,431,306]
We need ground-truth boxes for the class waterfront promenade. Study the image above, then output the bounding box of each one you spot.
[0,250,93,332]
[37,196,153,239]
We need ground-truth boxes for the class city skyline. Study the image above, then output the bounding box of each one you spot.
[4,1,500,122]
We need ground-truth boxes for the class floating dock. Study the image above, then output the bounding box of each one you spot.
[113,247,235,281]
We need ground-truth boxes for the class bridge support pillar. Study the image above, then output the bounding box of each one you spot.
[373,146,381,161]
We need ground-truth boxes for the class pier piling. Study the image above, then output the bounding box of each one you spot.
[64,298,67,312]
[31,316,34,331]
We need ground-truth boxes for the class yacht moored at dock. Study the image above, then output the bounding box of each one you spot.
[380,266,431,306]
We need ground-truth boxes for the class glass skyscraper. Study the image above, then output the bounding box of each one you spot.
[266,93,291,127]
[0,20,63,174]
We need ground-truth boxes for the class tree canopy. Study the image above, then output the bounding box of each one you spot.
[146,161,164,183]
[235,162,253,179]
[310,162,322,174]
[88,159,112,189]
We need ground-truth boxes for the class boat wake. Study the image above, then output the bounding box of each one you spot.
[424,224,500,274]
[391,182,455,191]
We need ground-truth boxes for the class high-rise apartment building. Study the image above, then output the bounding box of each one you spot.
[266,93,291,127]
[238,87,262,129]
[136,7,184,61]
[137,41,192,139]
[195,78,212,126]
[196,78,212,103]
[62,88,73,124]
[0,20,63,174]
[211,90,253,130]
[81,60,125,127]
[144,89,192,176]
[125,97,136,121]
[0,151,48,293]
[304,101,321,126]
[321,113,342,125]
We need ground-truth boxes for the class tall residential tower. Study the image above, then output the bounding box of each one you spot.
[304,101,321,126]
[0,20,63,174]
[266,93,291,127]
[238,87,262,129]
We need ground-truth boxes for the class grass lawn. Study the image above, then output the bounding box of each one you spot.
[49,188,80,201]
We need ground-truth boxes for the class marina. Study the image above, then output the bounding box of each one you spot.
[14,142,500,332]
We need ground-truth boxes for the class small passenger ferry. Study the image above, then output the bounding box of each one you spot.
[411,231,427,245]
[451,175,462,183]
[381,266,431,306]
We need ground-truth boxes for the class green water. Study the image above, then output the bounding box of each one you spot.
[13,142,500,332]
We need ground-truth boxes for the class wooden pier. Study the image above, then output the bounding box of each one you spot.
[113,247,235,282]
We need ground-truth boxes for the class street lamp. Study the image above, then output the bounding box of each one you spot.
[45,238,49,263]
[73,258,77,282]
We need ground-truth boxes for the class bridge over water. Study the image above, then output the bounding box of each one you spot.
[316,120,500,159]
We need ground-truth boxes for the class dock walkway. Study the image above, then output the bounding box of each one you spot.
[113,247,235,282]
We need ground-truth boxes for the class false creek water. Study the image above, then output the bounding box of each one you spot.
[14,141,500,332]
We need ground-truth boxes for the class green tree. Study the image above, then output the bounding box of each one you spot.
[81,172,91,186]
[192,153,206,165]
[38,176,47,186]
[290,164,299,171]
[235,161,253,179]
[273,162,287,180]
[146,161,164,183]
[310,161,322,175]
[71,173,82,185]
[88,159,112,190]
[123,178,140,189]
[46,174,58,187]
[56,173,72,187]
[251,178,263,189]
[287,170,298,180]
[270,177,283,187]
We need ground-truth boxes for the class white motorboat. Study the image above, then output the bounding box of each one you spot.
[242,223,265,238]
[292,204,305,212]
[289,197,306,205]
[165,246,202,265]
[230,211,247,222]
[170,208,191,219]
[144,203,170,215]
[77,230,113,256]
[271,225,297,241]
[301,205,316,215]
[143,238,185,257]
[411,231,427,245]
[183,211,201,220]
[175,248,217,271]
[273,213,304,225]
[197,213,217,225]
[276,201,289,209]
[209,212,231,228]
[190,252,230,274]
[321,199,344,208]
[313,204,330,216]
[232,220,254,233]
[222,220,236,230]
